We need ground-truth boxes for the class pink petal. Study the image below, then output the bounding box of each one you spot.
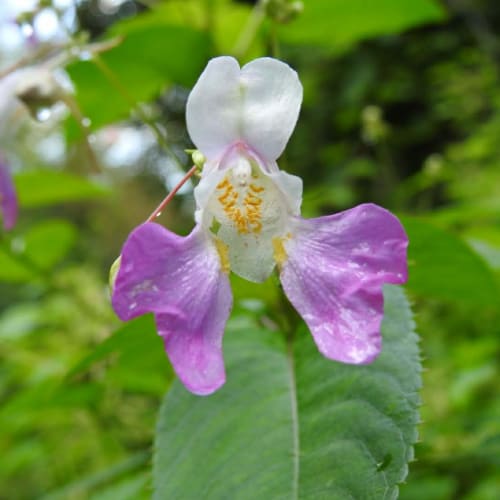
[112,223,232,395]
[280,203,408,364]
[0,155,18,231]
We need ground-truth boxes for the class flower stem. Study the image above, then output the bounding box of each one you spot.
[146,165,198,222]
[269,21,281,58]
[58,90,101,174]
[233,0,268,59]
[92,55,185,171]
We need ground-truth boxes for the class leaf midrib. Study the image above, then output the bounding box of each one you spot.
[286,337,300,500]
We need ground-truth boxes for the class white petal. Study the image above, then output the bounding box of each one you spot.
[268,169,303,216]
[186,57,303,162]
[199,152,292,282]
[186,57,242,160]
[193,167,226,224]
[240,58,302,161]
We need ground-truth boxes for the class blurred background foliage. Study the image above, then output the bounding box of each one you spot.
[0,0,499,498]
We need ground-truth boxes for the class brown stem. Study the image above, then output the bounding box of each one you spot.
[146,165,198,222]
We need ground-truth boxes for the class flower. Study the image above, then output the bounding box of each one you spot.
[0,153,18,231]
[112,57,408,396]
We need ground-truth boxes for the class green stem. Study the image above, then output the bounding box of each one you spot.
[204,0,216,33]
[374,139,398,207]
[269,20,281,58]
[92,55,185,171]
[58,90,102,174]
[233,0,268,59]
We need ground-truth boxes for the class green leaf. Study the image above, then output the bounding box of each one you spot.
[401,216,500,305]
[153,286,420,498]
[0,303,42,341]
[15,170,108,207]
[0,219,77,282]
[280,0,446,51]
[67,18,209,132]
[41,452,150,500]
[109,0,263,61]
[67,315,172,395]
[23,220,77,269]
[89,473,149,500]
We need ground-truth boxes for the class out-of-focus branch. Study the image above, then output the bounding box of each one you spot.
[0,37,123,80]
[92,55,186,171]
[233,0,268,59]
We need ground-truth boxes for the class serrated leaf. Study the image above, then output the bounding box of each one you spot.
[401,216,499,305]
[280,0,446,51]
[15,170,108,207]
[153,286,420,499]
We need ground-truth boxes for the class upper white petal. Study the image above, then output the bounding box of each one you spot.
[239,58,302,161]
[186,56,303,162]
[186,57,242,160]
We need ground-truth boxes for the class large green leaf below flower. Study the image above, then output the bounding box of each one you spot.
[153,286,420,498]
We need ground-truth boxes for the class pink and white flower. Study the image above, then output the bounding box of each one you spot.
[112,57,408,395]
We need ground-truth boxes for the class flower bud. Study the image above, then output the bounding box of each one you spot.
[191,149,206,169]
[361,105,388,144]
[109,255,121,292]
[266,0,304,24]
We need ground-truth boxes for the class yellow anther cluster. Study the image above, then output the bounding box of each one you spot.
[214,238,230,273]
[272,233,292,267]
[243,185,263,233]
[216,177,265,235]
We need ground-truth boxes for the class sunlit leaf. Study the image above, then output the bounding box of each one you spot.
[0,303,42,341]
[0,220,77,282]
[280,0,446,51]
[402,216,499,305]
[67,17,210,132]
[15,170,108,207]
[108,0,262,60]
[153,286,420,498]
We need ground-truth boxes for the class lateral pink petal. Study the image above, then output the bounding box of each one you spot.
[280,203,408,364]
[112,223,232,395]
[0,156,18,231]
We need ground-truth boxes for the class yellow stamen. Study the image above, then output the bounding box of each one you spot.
[214,238,230,273]
[216,174,266,235]
[272,236,289,267]
[245,197,262,207]
[217,178,231,189]
[252,222,262,233]
[249,184,265,193]
[218,189,232,203]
